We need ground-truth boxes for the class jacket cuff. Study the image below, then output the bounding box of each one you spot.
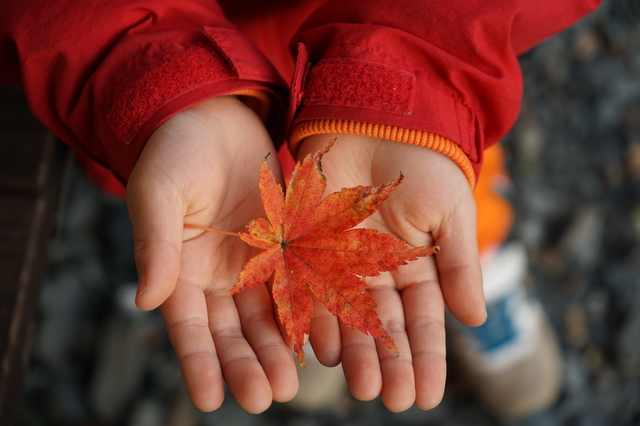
[100,27,285,182]
[286,42,480,188]
[291,118,476,188]
[228,88,272,123]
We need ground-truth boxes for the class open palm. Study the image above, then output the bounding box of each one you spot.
[126,96,297,413]
[297,134,486,412]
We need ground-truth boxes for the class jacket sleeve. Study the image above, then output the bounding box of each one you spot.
[288,0,602,187]
[0,0,286,182]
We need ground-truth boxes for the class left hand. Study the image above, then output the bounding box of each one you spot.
[297,133,486,412]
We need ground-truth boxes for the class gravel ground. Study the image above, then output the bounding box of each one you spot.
[16,0,640,425]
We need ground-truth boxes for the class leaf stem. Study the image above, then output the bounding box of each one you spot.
[184,223,240,237]
[427,246,440,255]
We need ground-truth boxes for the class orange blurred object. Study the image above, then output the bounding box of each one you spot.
[474,143,514,256]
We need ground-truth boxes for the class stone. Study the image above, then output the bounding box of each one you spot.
[88,314,154,424]
[129,398,164,426]
[626,142,640,181]
[564,303,589,350]
[574,28,601,62]
[558,206,603,272]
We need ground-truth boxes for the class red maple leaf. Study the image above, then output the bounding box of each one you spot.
[224,138,439,365]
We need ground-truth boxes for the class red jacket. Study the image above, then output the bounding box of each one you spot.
[0,0,601,193]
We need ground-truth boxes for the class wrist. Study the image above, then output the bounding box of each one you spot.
[292,119,476,189]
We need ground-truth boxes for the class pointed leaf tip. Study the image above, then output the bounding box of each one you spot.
[232,136,437,364]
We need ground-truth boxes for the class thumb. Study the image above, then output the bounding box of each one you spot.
[435,196,487,327]
[127,172,184,311]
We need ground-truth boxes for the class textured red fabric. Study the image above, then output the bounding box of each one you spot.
[0,0,285,184]
[108,44,234,142]
[218,0,326,81]
[302,58,415,115]
[0,0,601,189]
[290,0,602,178]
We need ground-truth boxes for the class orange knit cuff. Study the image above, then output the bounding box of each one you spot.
[227,89,271,123]
[290,119,476,188]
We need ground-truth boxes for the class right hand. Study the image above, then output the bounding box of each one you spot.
[126,96,298,413]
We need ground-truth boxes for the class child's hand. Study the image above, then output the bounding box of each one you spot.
[126,96,298,413]
[297,133,486,412]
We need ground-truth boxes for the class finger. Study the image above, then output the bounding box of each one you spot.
[339,319,382,402]
[127,176,183,311]
[388,251,447,410]
[367,276,416,413]
[401,275,447,409]
[205,289,273,413]
[234,283,299,402]
[435,200,486,327]
[161,278,224,412]
[309,297,342,367]
[370,141,485,326]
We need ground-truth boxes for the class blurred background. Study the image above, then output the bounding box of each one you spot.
[5,0,640,424]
